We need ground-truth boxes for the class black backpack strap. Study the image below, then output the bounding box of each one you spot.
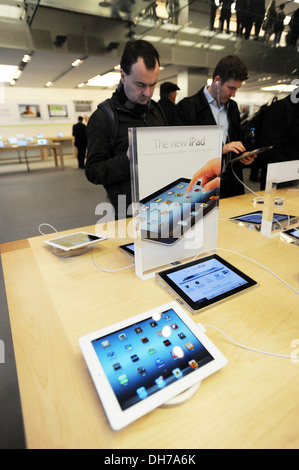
[98,99,118,148]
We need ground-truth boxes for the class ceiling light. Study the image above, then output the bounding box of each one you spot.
[160,23,181,32]
[261,84,298,92]
[0,64,19,82]
[86,72,120,87]
[45,81,53,87]
[199,30,215,37]
[0,5,22,20]
[142,35,162,42]
[13,69,22,80]
[195,42,210,48]
[21,54,31,63]
[161,38,176,44]
[72,58,84,67]
[177,40,196,46]
[180,26,200,34]
[209,44,225,50]
[77,83,85,88]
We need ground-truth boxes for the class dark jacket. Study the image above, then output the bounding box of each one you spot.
[85,84,166,211]
[72,121,87,146]
[176,87,245,198]
[158,97,181,125]
[259,94,299,189]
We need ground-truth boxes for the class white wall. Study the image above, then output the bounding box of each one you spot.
[0,83,287,141]
[0,86,112,139]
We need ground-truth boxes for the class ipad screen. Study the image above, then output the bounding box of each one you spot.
[139,178,218,242]
[281,226,299,242]
[287,227,299,240]
[157,254,257,312]
[91,307,214,411]
[231,211,290,224]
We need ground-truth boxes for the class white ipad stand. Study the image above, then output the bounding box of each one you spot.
[50,246,92,257]
[160,382,201,408]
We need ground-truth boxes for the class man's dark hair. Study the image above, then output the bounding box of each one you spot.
[78,116,83,122]
[213,55,248,83]
[120,40,160,75]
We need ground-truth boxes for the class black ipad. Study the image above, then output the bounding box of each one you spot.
[156,254,258,313]
[230,210,297,228]
[280,226,299,244]
[229,146,273,163]
[139,178,218,245]
[119,243,135,257]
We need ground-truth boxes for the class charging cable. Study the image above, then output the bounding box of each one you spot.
[230,160,288,221]
[38,223,60,236]
[217,247,299,295]
[92,246,135,273]
[200,323,299,361]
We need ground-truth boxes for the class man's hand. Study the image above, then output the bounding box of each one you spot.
[186,158,221,195]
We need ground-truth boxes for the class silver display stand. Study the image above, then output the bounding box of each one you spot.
[129,126,222,280]
[261,160,299,237]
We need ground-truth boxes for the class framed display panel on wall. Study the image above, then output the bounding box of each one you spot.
[48,104,68,118]
[18,104,41,118]
[74,101,92,112]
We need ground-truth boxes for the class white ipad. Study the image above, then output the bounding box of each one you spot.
[43,232,107,251]
[79,301,227,430]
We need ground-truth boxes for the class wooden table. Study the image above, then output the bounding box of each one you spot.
[49,136,75,157]
[1,190,299,449]
[0,143,64,171]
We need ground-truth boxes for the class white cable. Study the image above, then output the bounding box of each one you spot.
[38,223,60,236]
[38,223,135,272]
[91,246,135,273]
[217,247,299,295]
[230,161,291,228]
[203,324,298,361]
[230,159,260,197]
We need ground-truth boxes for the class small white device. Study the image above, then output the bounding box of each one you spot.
[37,138,48,145]
[43,232,107,251]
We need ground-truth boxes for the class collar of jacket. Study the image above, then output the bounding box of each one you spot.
[112,82,151,118]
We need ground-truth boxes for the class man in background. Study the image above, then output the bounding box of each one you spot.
[176,55,255,198]
[158,81,181,125]
[72,116,87,169]
[259,91,299,190]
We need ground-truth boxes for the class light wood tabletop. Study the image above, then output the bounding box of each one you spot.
[1,189,299,449]
[0,143,64,169]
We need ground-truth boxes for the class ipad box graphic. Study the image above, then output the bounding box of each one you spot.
[129,126,223,280]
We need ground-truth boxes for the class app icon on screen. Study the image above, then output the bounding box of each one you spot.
[118,374,129,385]
[172,368,183,379]
[131,354,139,362]
[155,376,166,388]
[136,386,148,399]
